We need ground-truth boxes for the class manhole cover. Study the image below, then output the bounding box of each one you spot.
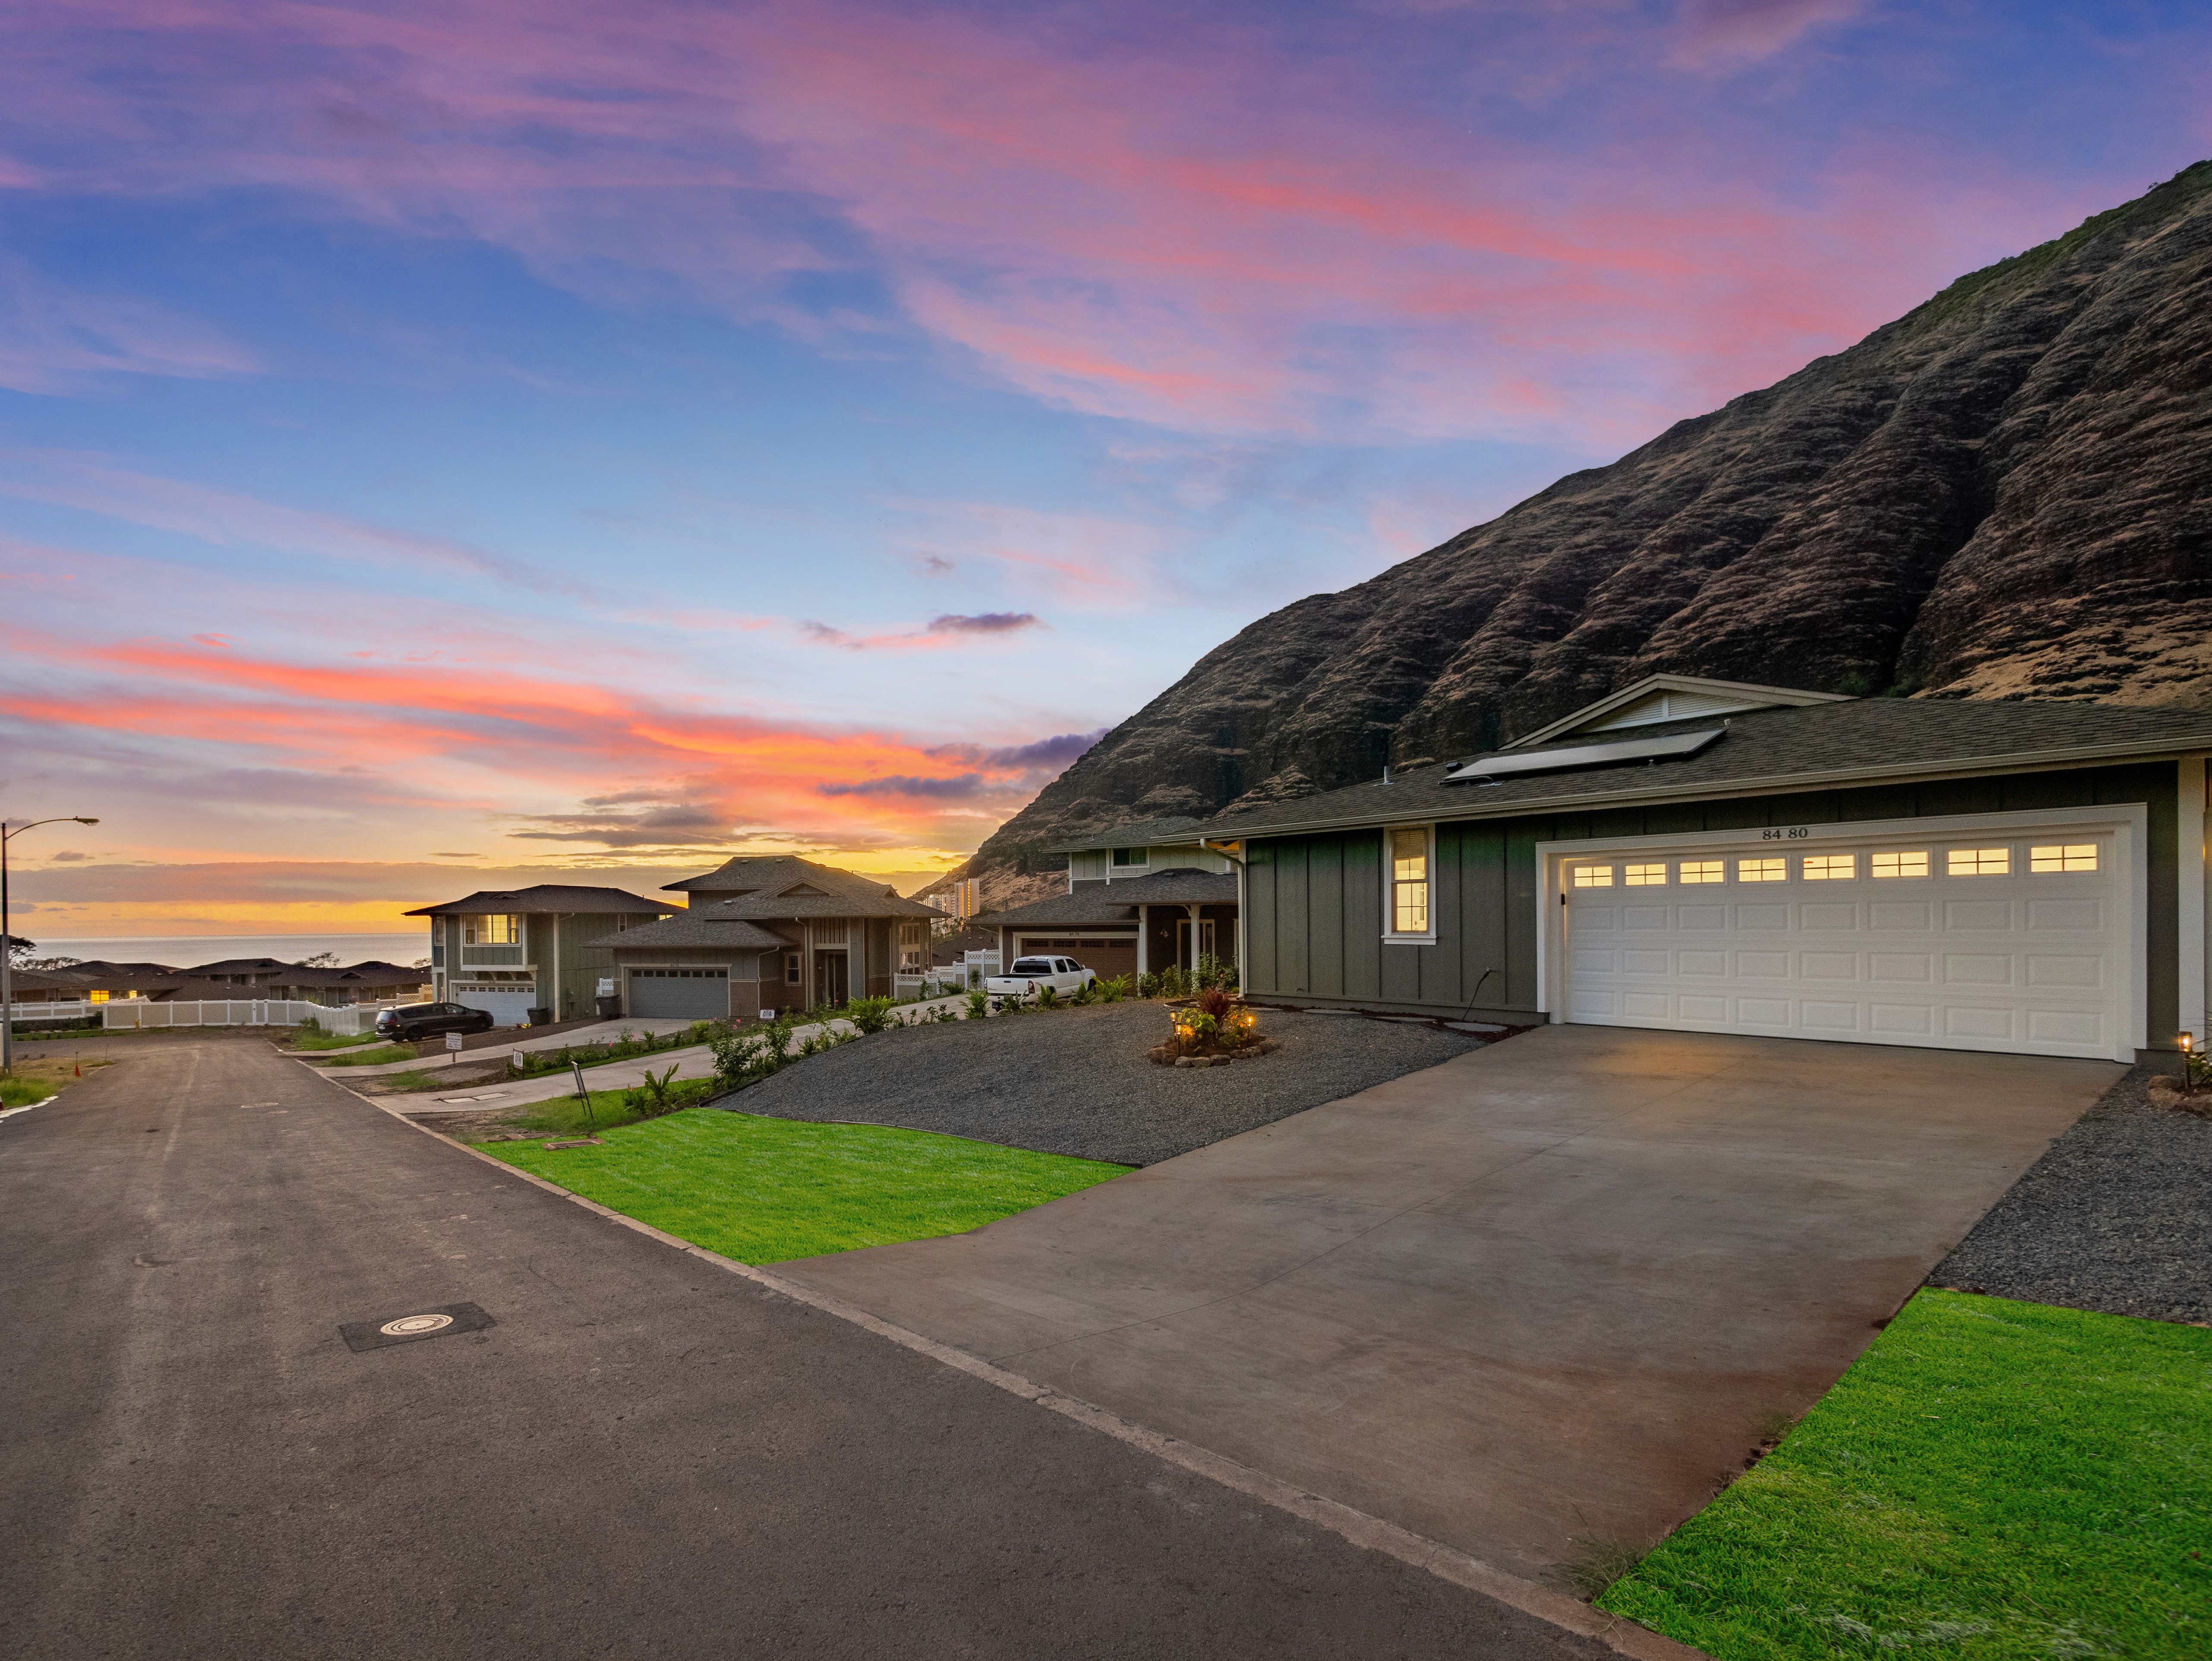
[340,1301,495,1352]
[379,1313,453,1337]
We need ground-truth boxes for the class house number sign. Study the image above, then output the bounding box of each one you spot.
[1760,827,1812,840]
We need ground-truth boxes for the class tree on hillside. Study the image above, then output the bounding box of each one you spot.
[295,951,342,968]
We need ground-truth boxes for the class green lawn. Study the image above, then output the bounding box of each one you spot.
[1598,1289,2211,1661]
[480,1107,1128,1263]
[312,1042,419,1067]
[289,1028,387,1051]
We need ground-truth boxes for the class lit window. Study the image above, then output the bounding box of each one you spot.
[1571,865,1614,888]
[2030,843,2098,873]
[464,913,520,945]
[1391,828,1431,933]
[1624,863,1667,887]
[1947,848,2010,877]
[1802,853,1855,881]
[1871,851,1928,879]
[1738,858,1786,883]
[88,988,110,1003]
[1680,860,1724,885]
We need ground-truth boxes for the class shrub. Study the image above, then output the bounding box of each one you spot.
[1035,985,1059,1010]
[709,1011,796,1091]
[846,995,896,1035]
[1194,953,1239,992]
[625,1062,686,1118]
[1194,985,1234,1022]
[299,1015,322,1035]
[964,989,989,1020]
[1094,975,1130,1003]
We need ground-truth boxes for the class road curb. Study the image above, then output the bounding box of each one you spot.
[371,1095,1706,1661]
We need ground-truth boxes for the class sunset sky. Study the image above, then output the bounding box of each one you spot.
[3,1,2207,940]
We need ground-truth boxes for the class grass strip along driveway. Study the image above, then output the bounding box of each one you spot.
[480,1108,1128,1264]
[1599,1288,2210,1661]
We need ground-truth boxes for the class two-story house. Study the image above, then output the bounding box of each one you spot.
[593,856,943,1020]
[406,885,673,1025]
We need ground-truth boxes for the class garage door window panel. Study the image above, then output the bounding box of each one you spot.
[1738,858,1786,883]
[1948,847,2010,876]
[1680,860,1724,885]
[1872,851,1929,879]
[2031,843,2098,873]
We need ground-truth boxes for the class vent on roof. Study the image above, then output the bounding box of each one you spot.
[1445,728,1723,784]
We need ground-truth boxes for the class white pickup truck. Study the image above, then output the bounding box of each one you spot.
[985,955,1098,1006]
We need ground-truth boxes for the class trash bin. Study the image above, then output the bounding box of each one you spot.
[527,1006,552,1027]
[596,995,621,1020]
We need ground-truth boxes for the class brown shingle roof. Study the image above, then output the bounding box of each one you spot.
[405,885,670,917]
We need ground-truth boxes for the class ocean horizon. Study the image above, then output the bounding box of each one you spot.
[26,932,432,971]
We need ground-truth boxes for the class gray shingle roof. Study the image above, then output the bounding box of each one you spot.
[405,885,670,918]
[1191,698,2212,840]
[662,855,942,918]
[989,867,1238,928]
[1051,815,1208,854]
[593,913,791,953]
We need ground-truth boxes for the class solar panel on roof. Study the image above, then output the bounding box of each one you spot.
[1444,727,1724,783]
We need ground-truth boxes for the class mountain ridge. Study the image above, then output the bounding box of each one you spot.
[941,160,2212,909]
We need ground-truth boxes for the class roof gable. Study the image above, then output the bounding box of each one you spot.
[1506,675,1852,749]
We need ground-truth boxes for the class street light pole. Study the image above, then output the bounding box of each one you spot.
[1,816,101,1071]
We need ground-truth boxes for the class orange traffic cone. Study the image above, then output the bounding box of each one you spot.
[75,1063,82,1077]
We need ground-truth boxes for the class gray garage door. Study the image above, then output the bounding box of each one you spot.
[628,967,729,1020]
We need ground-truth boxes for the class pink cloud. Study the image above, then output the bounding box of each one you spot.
[0,254,258,394]
[0,0,2107,448]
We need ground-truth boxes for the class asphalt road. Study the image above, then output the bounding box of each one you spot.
[0,1036,1613,1661]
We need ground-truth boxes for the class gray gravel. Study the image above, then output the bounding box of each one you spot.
[1931,1063,2212,1324]
[711,1000,1488,1166]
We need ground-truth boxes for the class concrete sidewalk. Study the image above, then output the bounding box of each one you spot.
[775,1024,2121,1585]
[300,1015,704,1077]
[341,997,969,1111]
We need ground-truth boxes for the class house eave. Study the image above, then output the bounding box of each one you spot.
[1206,734,2212,842]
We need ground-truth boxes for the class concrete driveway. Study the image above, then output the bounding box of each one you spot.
[776,1024,2122,1584]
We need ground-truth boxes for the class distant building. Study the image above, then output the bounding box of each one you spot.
[406,886,672,1025]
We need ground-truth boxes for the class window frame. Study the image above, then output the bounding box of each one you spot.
[1381,823,1437,945]
[1108,847,1149,871]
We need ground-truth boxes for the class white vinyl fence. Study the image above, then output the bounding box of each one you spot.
[893,950,1000,1001]
[6,998,426,1035]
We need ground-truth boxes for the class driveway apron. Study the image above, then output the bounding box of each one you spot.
[774,1024,2121,1582]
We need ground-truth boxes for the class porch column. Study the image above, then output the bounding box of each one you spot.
[1186,902,1202,969]
[1136,906,1149,976]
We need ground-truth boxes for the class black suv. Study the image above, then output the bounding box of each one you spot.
[375,1001,497,1042]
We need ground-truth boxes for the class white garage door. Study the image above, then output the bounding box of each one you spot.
[1560,823,2133,1061]
[452,984,537,1026]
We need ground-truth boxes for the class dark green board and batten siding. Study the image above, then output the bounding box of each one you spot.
[1243,762,2182,1037]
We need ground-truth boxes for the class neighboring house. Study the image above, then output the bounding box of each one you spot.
[42,960,180,1002]
[406,886,674,1025]
[179,957,301,988]
[1183,673,2212,1063]
[595,856,943,1019]
[1059,816,1237,890]
[4,967,100,1005]
[985,865,1239,982]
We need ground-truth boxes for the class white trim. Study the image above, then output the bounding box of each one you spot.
[1212,733,2212,842]
[2181,755,2208,1043]
[1536,803,2150,1062]
[1380,822,1439,945]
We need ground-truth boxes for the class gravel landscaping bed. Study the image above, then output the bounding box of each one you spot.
[1930,1063,2212,1324]
[710,1001,1490,1166]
